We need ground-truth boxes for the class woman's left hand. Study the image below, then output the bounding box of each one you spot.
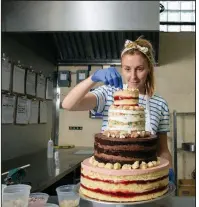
[169,168,175,183]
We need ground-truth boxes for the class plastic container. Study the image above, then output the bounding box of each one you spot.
[56,185,80,207]
[29,192,49,206]
[2,184,31,207]
[47,139,54,158]
[44,204,59,207]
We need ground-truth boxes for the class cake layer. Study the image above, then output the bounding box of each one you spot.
[114,99,138,106]
[114,96,138,100]
[80,157,169,202]
[109,109,145,115]
[94,145,156,159]
[107,105,145,134]
[109,105,145,111]
[108,115,145,123]
[80,185,168,202]
[95,133,157,146]
[113,89,139,98]
[103,130,151,139]
[94,152,157,164]
[94,133,157,164]
[113,89,139,106]
[81,157,169,176]
[107,125,145,132]
[108,120,145,132]
[80,186,168,202]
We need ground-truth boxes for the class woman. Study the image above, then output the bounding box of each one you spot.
[62,37,174,183]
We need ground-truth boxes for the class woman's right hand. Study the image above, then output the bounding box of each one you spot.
[91,67,123,89]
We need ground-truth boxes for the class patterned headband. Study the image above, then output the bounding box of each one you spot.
[121,40,149,57]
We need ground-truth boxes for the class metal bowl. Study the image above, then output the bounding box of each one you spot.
[182,142,195,152]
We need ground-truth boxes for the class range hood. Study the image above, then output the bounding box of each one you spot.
[2,1,160,65]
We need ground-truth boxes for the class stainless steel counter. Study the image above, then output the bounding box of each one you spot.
[2,147,93,192]
[48,196,195,207]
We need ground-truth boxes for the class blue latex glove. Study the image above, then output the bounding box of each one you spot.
[169,168,175,183]
[91,67,123,89]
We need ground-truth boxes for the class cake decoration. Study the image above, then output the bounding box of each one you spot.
[89,156,160,170]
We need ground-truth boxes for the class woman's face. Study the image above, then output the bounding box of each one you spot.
[121,53,149,92]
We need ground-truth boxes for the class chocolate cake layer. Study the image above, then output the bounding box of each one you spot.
[94,144,156,158]
[95,142,156,151]
[94,133,158,164]
[95,133,157,147]
[94,153,157,165]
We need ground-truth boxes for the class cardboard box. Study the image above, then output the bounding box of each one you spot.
[178,179,195,196]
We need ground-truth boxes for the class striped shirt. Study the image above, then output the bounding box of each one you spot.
[90,85,170,134]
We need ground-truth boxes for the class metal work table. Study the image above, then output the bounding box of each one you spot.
[48,196,195,207]
[1,147,93,192]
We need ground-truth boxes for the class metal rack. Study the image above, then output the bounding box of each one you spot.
[172,110,195,196]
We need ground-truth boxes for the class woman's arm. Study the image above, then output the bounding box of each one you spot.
[157,132,172,168]
[62,67,123,111]
[62,76,97,111]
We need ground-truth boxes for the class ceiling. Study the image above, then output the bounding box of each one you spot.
[2,31,159,66]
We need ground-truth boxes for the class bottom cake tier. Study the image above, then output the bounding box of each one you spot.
[79,157,169,202]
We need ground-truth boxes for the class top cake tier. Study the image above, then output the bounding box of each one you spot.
[105,88,149,138]
[113,88,139,106]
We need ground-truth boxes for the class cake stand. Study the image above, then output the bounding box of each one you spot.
[78,182,175,207]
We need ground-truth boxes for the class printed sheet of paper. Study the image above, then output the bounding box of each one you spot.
[29,100,39,124]
[36,74,46,99]
[13,65,25,94]
[16,97,29,124]
[46,79,53,100]
[40,101,47,123]
[2,58,12,91]
[26,71,36,96]
[2,94,16,124]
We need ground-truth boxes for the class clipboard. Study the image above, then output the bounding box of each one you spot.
[2,55,12,91]
[36,73,46,99]
[2,94,16,124]
[16,96,29,125]
[26,69,36,96]
[29,99,39,124]
[46,78,53,100]
[13,64,25,94]
[39,101,47,123]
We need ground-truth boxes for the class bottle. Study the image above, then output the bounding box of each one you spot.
[47,138,54,158]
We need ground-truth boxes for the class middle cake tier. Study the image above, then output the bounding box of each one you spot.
[94,133,158,165]
[107,105,146,133]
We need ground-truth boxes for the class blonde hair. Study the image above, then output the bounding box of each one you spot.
[121,37,155,97]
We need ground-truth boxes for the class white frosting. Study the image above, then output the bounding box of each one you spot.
[107,125,145,131]
[108,115,145,123]
[109,109,144,115]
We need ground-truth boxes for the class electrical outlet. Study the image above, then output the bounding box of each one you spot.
[69,126,83,130]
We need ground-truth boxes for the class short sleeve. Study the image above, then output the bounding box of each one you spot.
[157,100,170,133]
[89,85,108,114]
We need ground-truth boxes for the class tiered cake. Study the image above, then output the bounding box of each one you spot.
[80,89,169,202]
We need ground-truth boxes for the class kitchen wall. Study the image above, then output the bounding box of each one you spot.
[2,35,56,161]
[58,32,195,179]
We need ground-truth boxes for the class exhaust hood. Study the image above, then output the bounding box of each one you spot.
[2,1,160,65]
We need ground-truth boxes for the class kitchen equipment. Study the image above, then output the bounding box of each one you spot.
[182,142,195,152]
